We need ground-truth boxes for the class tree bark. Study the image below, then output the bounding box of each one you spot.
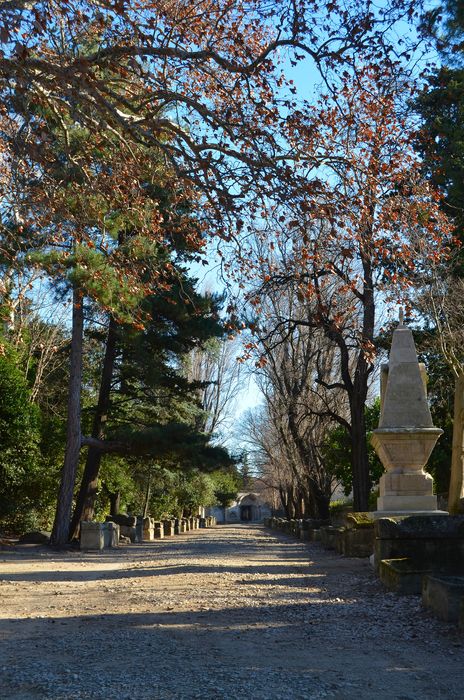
[350,391,371,512]
[142,474,152,519]
[69,317,118,540]
[108,489,121,517]
[448,373,464,514]
[50,285,84,547]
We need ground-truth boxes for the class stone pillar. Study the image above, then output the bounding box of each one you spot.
[371,321,444,515]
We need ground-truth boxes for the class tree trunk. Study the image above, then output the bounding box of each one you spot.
[350,395,371,512]
[142,474,152,519]
[109,490,121,517]
[314,492,330,520]
[69,317,118,540]
[50,286,84,547]
[448,373,464,514]
[287,485,296,518]
[278,487,290,518]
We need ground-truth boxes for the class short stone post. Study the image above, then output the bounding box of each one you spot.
[163,519,175,536]
[143,517,154,541]
[153,521,164,539]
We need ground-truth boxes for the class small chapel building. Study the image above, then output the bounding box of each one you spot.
[206,492,272,524]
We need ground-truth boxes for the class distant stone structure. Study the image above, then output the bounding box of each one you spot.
[207,492,272,523]
[371,319,444,514]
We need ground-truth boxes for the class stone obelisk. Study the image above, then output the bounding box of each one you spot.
[371,315,444,514]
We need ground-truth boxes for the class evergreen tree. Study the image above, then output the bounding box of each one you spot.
[0,341,42,530]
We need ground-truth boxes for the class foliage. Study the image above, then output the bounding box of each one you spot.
[322,400,384,499]
[0,342,42,531]
[417,339,455,495]
[416,68,464,245]
[212,469,241,509]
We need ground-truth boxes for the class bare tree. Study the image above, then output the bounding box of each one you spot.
[187,336,243,439]
[242,280,346,519]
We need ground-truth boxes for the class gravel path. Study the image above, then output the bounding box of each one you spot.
[0,523,463,699]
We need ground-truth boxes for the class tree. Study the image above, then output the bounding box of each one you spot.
[0,1,432,540]
[414,0,464,512]
[212,468,241,521]
[0,0,421,211]
[0,340,42,530]
[69,265,228,539]
[235,69,450,511]
[242,279,345,518]
[322,400,383,499]
[186,335,243,438]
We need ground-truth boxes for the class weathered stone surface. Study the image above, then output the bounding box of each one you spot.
[374,515,464,574]
[18,530,50,544]
[375,515,464,539]
[163,520,175,536]
[380,558,432,595]
[143,528,154,541]
[345,513,373,529]
[372,324,443,514]
[142,517,154,541]
[105,514,136,527]
[343,527,374,557]
[81,522,120,549]
[320,526,337,550]
[104,522,119,548]
[153,521,164,539]
[422,575,464,624]
[334,527,345,555]
[379,327,433,429]
[119,525,137,542]
[80,522,105,550]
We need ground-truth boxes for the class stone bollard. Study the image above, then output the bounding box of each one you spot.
[103,522,120,548]
[153,521,164,539]
[163,519,175,536]
[143,516,154,541]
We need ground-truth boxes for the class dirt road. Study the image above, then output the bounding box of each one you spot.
[0,524,462,699]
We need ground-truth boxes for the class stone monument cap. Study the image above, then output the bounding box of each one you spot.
[379,323,433,429]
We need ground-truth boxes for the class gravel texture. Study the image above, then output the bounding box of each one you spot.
[0,523,463,699]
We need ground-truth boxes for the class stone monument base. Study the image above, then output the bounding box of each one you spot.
[377,470,442,512]
[373,510,448,519]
